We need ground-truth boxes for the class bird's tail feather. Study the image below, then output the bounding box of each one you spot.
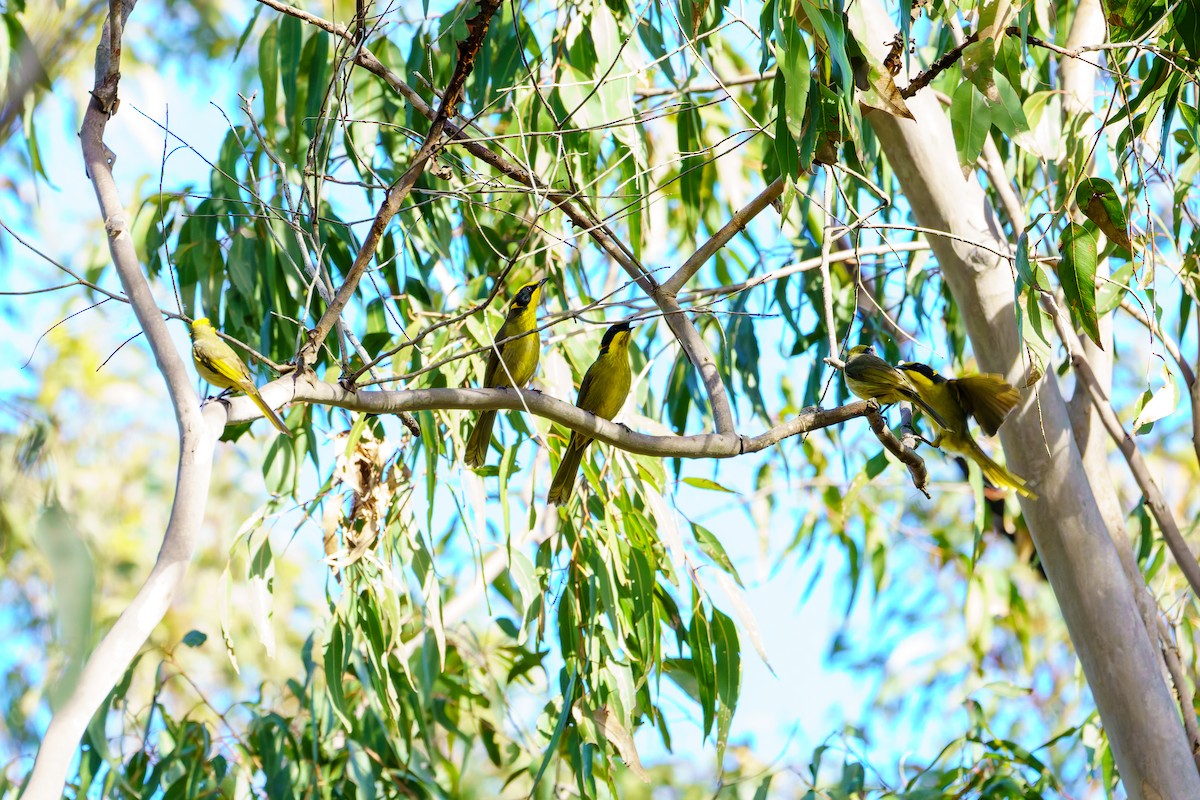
[967,439,1037,499]
[548,436,590,505]
[247,388,291,437]
[464,411,496,468]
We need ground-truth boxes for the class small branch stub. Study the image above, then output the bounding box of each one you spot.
[864,399,930,497]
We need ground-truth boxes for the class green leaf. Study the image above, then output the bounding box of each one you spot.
[951,81,992,167]
[347,741,378,800]
[682,476,735,493]
[532,668,577,790]
[797,0,853,103]
[304,31,331,141]
[711,607,741,713]
[775,17,811,140]
[279,15,302,145]
[989,72,1029,136]
[324,623,354,731]
[678,100,704,241]
[258,20,279,136]
[692,523,743,585]
[773,97,800,180]
[1075,177,1131,250]
[1058,222,1102,348]
[688,596,717,738]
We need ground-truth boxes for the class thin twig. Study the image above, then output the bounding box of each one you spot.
[1157,616,1200,769]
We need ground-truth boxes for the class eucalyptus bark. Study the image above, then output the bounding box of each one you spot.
[859,8,1200,795]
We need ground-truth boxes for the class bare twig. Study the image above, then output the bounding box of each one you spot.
[683,241,930,301]
[1157,616,1200,769]
[1119,299,1195,387]
[634,69,776,99]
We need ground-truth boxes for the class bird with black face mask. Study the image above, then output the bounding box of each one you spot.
[548,321,635,506]
[897,361,1035,499]
[464,279,548,468]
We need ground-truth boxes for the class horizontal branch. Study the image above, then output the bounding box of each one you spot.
[217,377,897,461]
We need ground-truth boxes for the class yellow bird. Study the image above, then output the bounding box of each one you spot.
[897,361,1035,499]
[548,321,634,505]
[190,317,291,436]
[464,279,547,468]
[843,344,949,429]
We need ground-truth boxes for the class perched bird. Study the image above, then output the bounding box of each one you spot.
[843,344,949,429]
[190,317,291,436]
[547,321,635,505]
[464,279,548,468]
[897,361,1035,499]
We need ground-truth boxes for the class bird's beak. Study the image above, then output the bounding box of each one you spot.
[537,277,550,288]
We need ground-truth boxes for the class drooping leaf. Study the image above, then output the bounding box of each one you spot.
[950,81,992,167]
[1058,222,1102,348]
[1076,177,1132,250]
[775,17,811,139]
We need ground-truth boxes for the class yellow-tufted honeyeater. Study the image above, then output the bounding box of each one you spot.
[547,321,634,505]
[897,361,1035,499]
[464,279,547,468]
[190,317,291,436]
[843,344,949,429]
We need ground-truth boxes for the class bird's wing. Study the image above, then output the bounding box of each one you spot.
[953,375,1019,436]
[480,320,528,388]
[480,346,503,388]
[194,338,254,387]
[574,362,603,414]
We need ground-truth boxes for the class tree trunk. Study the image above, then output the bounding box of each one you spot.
[857,7,1200,797]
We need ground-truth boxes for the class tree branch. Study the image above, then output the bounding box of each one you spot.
[1158,615,1200,770]
[864,400,930,498]
[295,0,502,370]
[857,4,1200,792]
[660,176,784,296]
[25,1,225,795]
[217,376,876,459]
[254,0,737,435]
